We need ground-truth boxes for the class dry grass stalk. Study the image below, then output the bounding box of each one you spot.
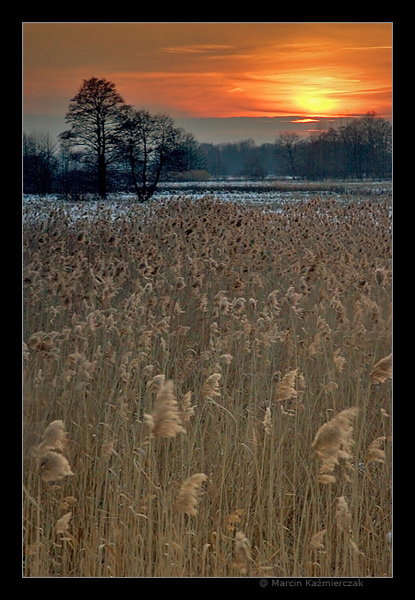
[370,353,392,384]
[101,441,121,459]
[144,379,186,438]
[312,407,358,483]
[175,473,208,516]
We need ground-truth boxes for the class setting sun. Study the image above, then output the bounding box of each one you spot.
[295,92,338,116]
[23,22,392,143]
[23,23,392,120]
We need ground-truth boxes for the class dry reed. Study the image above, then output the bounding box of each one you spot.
[23,194,392,577]
[366,436,387,464]
[262,407,272,436]
[144,379,186,438]
[312,408,358,483]
[335,496,352,533]
[310,529,327,550]
[234,531,252,575]
[175,473,208,516]
[370,353,392,383]
[34,420,74,482]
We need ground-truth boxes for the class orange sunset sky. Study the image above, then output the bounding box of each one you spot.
[23,22,392,142]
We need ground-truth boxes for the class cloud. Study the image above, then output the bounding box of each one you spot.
[162,44,234,54]
[291,118,319,123]
[23,23,392,120]
[342,46,392,50]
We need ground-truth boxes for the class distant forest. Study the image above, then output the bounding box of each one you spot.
[23,111,391,198]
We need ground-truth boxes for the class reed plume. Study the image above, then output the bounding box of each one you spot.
[263,407,272,436]
[181,391,196,421]
[36,419,67,454]
[375,267,389,286]
[335,496,362,554]
[35,420,74,482]
[175,473,208,516]
[147,373,166,394]
[308,332,323,357]
[366,436,387,464]
[312,407,358,483]
[333,348,347,373]
[144,379,186,438]
[336,496,352,533]
[310,529,327,550]
[370,353,392,384]
[234,531,251,575]
[219,353,233,365]
[202,372,221,399]
[56,512,72,535]
[275,368,298,401]
[37,450,74,482]
[226,508,244,532]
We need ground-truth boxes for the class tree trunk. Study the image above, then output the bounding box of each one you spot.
[98,155,107,198]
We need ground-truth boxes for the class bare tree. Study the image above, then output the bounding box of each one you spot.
[23,132,58,194]
[118,108,192,202]
[59,77,126,198]
[275,132,303,178]
[360,112,392,179]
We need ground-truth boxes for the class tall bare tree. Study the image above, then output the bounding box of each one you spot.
[275,132,303,178]
[118,108,192,202]
[59,77,126,198]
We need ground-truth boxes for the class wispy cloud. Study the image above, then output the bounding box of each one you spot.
[162,44,234,54]
[342,46,392,50]
[291,118,319,123]
[23,22,392,120]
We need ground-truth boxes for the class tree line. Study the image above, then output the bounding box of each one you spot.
[23,77,392,201]
[199,113,391,181]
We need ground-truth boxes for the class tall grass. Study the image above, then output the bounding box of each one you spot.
[23,195,392,577]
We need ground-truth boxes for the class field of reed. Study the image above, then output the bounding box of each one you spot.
[23,195,392,578]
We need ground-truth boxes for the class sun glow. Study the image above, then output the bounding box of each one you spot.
[23,23,392,124]
[294,92,338,117]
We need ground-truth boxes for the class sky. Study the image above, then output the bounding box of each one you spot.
[22,22,392,144]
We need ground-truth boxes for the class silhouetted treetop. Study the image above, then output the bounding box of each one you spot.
[60,77,126,197]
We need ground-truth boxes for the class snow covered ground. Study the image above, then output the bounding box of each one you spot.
[23,179,392,223]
